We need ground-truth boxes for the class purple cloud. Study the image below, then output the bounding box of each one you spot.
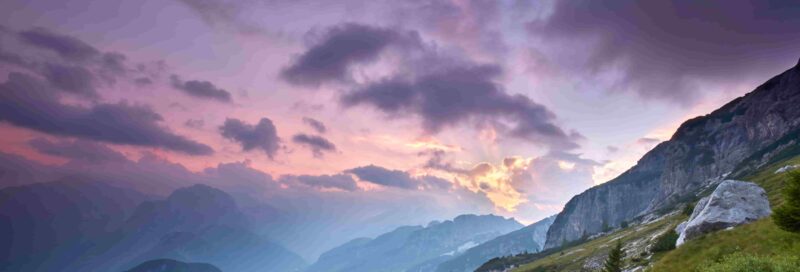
[302,117,327,134]
[18,27,99,61]
[220,117,282,158]
[0,72,214,155]
[291,133,337,158]
[281,23,417,86]
[170,75,232,103]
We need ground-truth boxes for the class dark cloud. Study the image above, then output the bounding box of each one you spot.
[342,64,580,149]
[17,27,99,61]
[101,52,127,74]
[302,117,327,134]
[176,0,266,35]
[28,138,128,163]
[291,133,337,158]
[170,75,232,102]
[220,117,281,158]
[42,63,98,98]
[0,72,214,155]
[185,119,205,129]
[134,77,153,86]
[346,165,419,189]
[280,174,358,192]
[528,0,800,103]
[281,23,417,86]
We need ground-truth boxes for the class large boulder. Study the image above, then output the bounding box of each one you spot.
[675,180,771,246]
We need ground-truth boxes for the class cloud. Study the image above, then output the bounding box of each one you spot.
[291,133,337,158]
[280,174,358,191]
[17,27,99,61]
[302,117,327,134]
[185,119,205,129]
[170,75,232,102]
[527,0,800,103]
[176,0,266,35]
[0,72,214,155]
[346,164,420,189]
[342,64,580,149]
[27,138,128,163]
[281,23,417,86]
[219,117,281,158]
[42,63,98,98]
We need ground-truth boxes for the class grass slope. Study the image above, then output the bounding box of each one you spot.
[506,155,800,272]
[650,155,800,271]
[512,213,684,271]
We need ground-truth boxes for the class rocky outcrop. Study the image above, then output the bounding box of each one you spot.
[675,180,771,246]
[775,165,799,174]
[545,60,800,249]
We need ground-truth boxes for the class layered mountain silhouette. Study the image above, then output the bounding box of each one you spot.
[307,214,522,272]
[0,182,305,272]
[435,215,555,272]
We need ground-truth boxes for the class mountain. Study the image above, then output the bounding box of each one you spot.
[0,182,306,272]
[435,215,555,272]
[307,214,522,272]
[544,59,800,249]
[123,184,249,235]
[0,180,151,272]
[118,184,306,272]
[124,259,221,272]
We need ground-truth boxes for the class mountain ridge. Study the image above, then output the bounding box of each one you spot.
[544,59,800,249]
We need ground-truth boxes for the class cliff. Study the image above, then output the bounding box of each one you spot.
[544,59,800,249]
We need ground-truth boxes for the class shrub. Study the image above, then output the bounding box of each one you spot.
[773,171,800,233]
[602,240,624,272]
[650,229,678,253]
[683,202,695,216]
[698,252,800,272]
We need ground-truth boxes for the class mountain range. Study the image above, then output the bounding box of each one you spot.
[306,214,523,272]
[0,182,305,272]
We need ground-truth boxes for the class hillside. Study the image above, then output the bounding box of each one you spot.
[545,59,800,249]
[480,151,800,272]
[476,60,800,271]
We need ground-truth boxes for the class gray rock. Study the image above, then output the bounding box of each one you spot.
[775,165,799,174]
[675,180,771,246]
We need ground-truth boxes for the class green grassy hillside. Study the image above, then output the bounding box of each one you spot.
[503,155,800,272]
[650,156,800,271]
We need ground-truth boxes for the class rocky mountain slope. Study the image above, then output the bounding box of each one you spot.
[307,214,522,272]
[545,59,800,249]
[435,215,555,272]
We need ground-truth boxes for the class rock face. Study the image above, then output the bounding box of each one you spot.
[675,180,771,246]
[544,60,800,249]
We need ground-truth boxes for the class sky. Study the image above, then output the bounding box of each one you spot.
[1,0,800,260]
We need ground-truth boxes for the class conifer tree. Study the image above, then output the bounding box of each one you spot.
[774,171,800,233]
[602,240,624,272]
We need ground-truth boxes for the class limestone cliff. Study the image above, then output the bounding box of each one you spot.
[544,59,800,249]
